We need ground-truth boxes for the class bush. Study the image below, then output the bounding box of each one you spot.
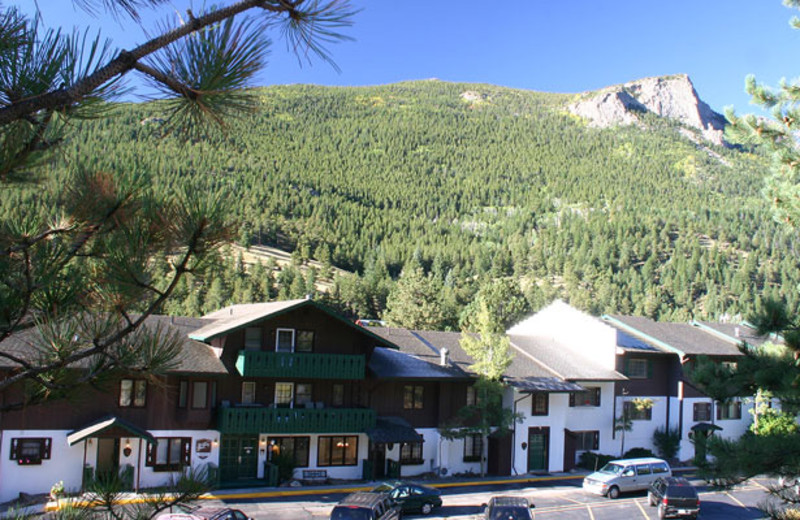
[578,452,615,471]
[623,447,655,459]
[272,451,297,484]
[652,427,681,460]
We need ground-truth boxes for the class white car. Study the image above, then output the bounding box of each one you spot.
[582,457,672,499]
[156,508,253,520]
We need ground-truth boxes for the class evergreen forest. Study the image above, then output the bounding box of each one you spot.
[8,80,799,328]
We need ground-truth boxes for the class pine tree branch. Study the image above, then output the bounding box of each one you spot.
[0,0,300,126]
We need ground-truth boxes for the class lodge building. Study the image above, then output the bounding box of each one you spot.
[0,299,769,502]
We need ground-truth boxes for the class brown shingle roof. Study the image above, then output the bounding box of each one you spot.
[605,315,742,357]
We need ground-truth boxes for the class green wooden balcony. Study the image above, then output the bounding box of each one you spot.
[217,407,376,434]
[236,351,366,379]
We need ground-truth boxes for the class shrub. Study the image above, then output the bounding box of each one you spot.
[623,447,655,459]
[272,451,297,484]
[578,452,615,471]
[652,426,681,460]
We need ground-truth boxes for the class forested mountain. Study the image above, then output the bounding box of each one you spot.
[7,78,799,328]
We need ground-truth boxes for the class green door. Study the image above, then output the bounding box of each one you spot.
[527,427,549,472]
[220,436,259,482]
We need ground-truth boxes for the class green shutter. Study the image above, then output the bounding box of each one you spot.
[647,359,654,379]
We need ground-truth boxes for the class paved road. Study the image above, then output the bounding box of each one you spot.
[204,476,783,519]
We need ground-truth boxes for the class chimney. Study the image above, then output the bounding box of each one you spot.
[735,326,740,338]
[440,348,449,367]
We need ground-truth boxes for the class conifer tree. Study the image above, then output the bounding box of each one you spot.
[0,0,355,410]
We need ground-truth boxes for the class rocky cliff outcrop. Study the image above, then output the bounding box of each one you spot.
[568,74,727,146]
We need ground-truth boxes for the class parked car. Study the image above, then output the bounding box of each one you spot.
[156,508,252,520]
[372,480,442,515]
[330,491,402,520]
[582,457,672,499]
[482,496,535,520]
[647,476,700,519]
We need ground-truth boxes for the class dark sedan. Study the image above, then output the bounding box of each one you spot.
[372,481,442,515]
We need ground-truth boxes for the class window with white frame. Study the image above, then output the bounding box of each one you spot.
[276,328,295,352]
[275,382,294,407]
[119,379,147,407]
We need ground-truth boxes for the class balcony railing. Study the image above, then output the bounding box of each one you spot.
[235,351,366,379]
[217,406,376,434]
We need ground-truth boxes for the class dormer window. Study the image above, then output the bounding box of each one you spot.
[276,329,295,352]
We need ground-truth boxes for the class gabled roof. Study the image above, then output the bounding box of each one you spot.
[0,315,227,375]
[604,315,742,357]
[508,334,627,381]
[369,346,470,379]
[189,298,398,349]
[692,321,777,348]
[367,328,472,378]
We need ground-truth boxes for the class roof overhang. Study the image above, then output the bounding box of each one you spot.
[67,415,155,446]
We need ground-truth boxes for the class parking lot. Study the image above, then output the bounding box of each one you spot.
[210,475,781,519]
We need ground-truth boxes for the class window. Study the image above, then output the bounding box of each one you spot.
[570,388,601,407]
[623,401,652,421]
[652,462,670,474]
[119,379,147,407]
[575,431,599,451]
[178,381,188,408]
[318,436,358,466]
[10,438,51,465]
[296,330,314,352]
[693,402,712,422]
[403,385,424,410]
[531,393,548,416]
[192,381,208,409]
[466,386,476,406]
[721,361,738,371]
[717,400,742,420]
[267,436,310,467]
[147,437,190,472]
[276,328,295,352]
[245,327,262,350]
[332,384,344,407]
[625,358,649,379]
[636,463,652,475]
[275,382,294,407]
[242,382,256,405]
[296,384,313,407]
[464,434,483,462]
[400,442,423,465]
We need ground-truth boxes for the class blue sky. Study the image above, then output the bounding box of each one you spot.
[23,1,800,114]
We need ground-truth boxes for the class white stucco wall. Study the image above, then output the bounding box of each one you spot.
[136,430,220,489]
[258,433,369,481]
[0,430,85,503]
[399,428,439,477]
[614,395,669,457]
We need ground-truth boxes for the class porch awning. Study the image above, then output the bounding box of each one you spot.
[367,416,423,444]
[67,415,156,446]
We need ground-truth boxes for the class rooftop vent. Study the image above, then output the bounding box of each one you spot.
[440,347,449,367]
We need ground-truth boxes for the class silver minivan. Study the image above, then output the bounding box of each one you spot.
[582,457,672,499]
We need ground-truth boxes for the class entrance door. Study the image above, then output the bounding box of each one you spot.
[527,427,549,473]
[220,436,259,482]
[368,442,386,480]
[96,438,120,479]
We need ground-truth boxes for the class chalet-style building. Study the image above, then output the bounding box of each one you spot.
[0,298,775,502]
